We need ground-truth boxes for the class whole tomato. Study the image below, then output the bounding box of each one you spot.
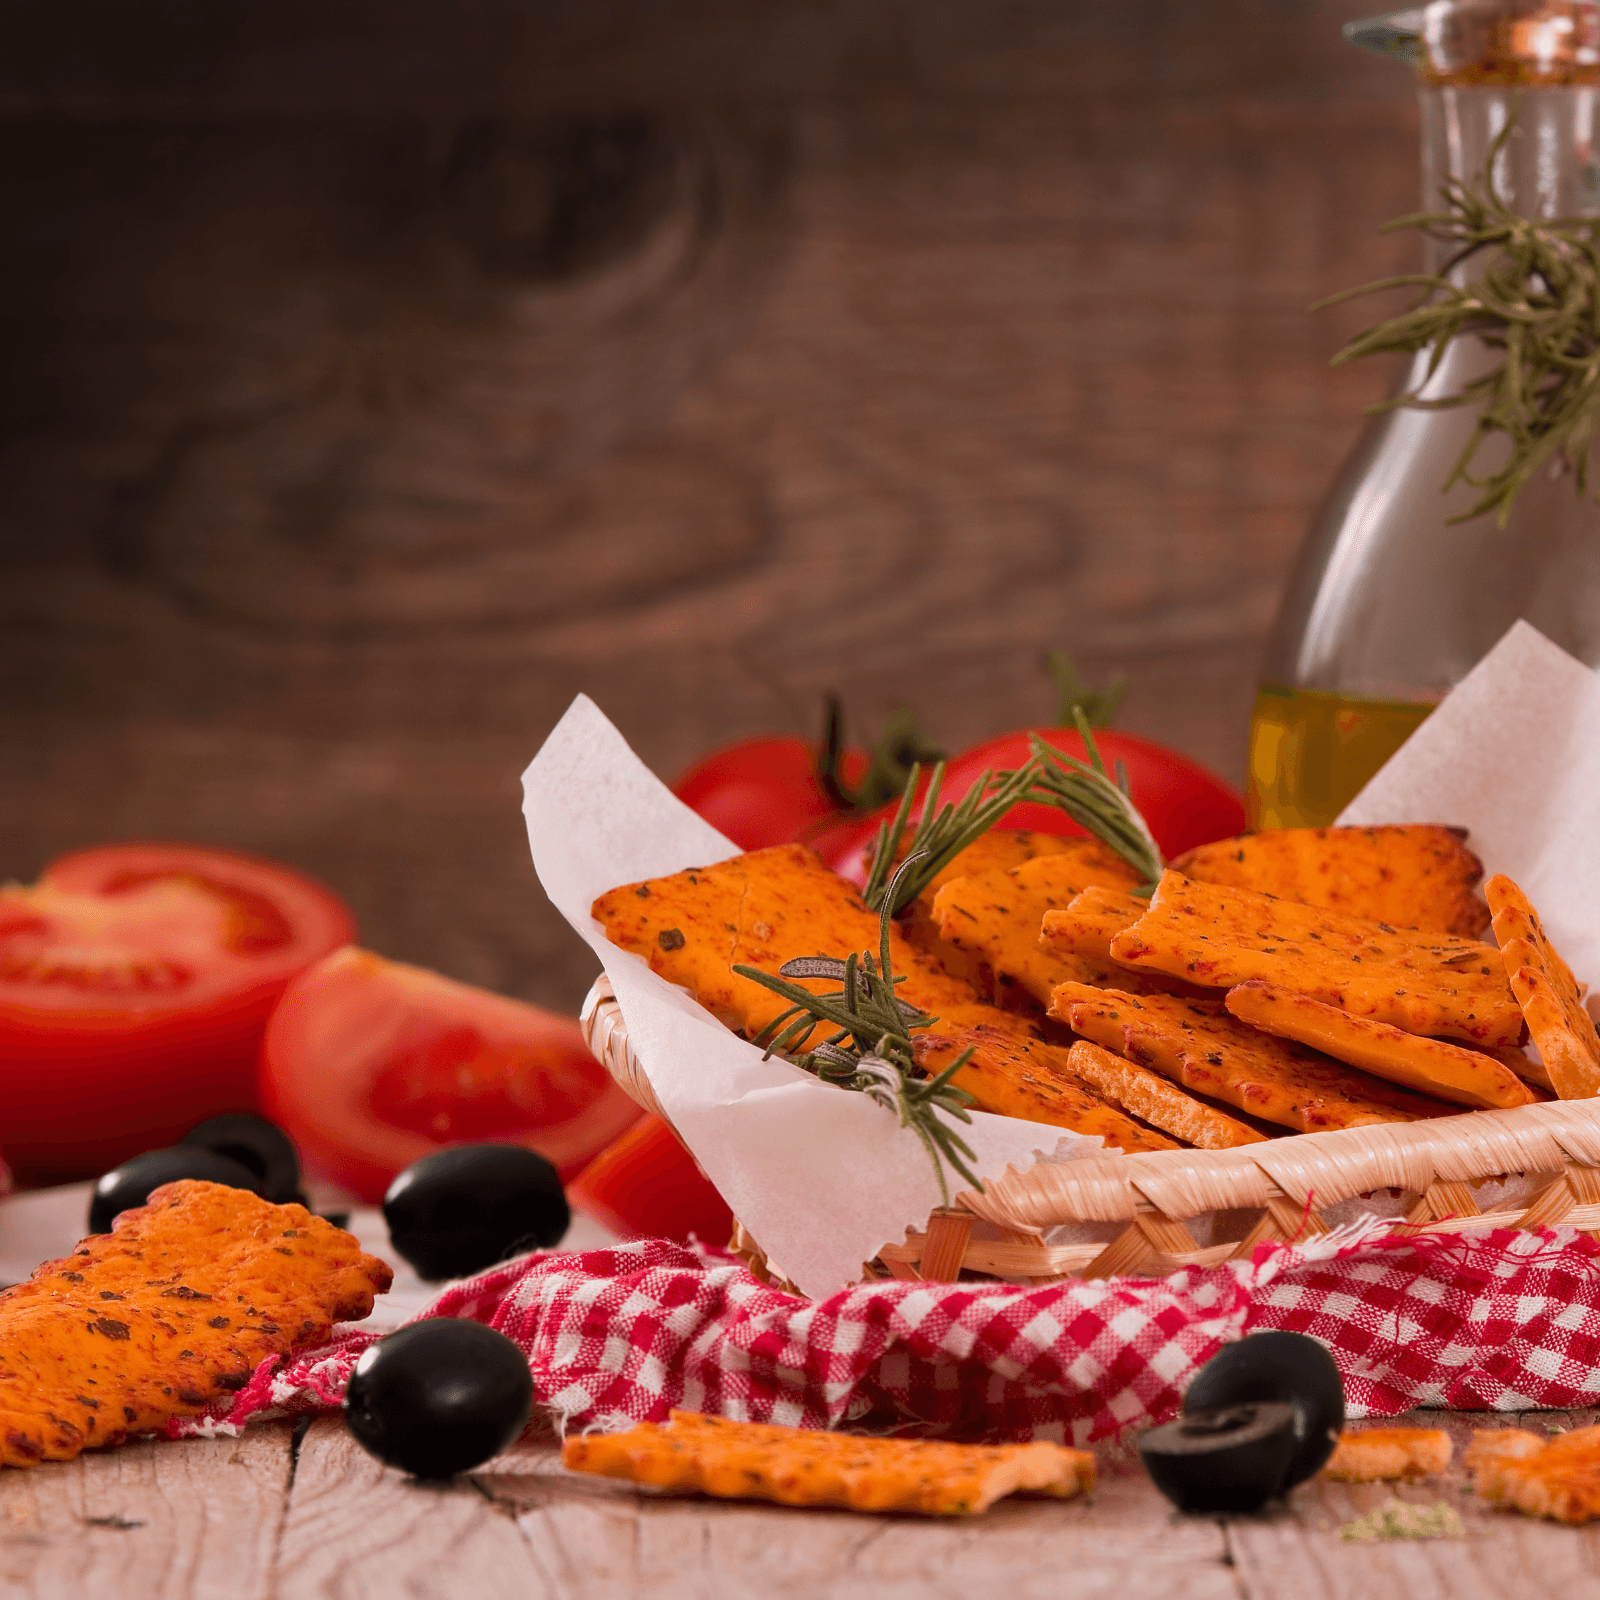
[670,737,862,851]
[819,726,1245,882]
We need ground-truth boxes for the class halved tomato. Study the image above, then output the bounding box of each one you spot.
[260,948,643,1204]
[0,842,355,1183]
[567,1114,734,1247]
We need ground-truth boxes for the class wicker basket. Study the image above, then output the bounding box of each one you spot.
[581,975,1600,1291]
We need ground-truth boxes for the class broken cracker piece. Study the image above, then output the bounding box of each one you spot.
[1322,1427,1452,1482]
[1109,872,1523,1047]
[1172,825,1488,939]
[1224,981,1536,1111]
[1473,1424,1600,1523]
[1067,1040,1268,1149]
[562,1410,1096,1515]
[1486,874,1600,1100]
[1040,886,1148,964]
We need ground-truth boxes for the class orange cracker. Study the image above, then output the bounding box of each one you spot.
[1472,1424,1600,1524]
[595,845,1174,1153]
[1223,981,1536,1110]
[1321,1427,1452,1481]
[1486,874,1600,1099]
[914,1029,1178,1153]
[1108,871,1523,1047]
[563,1410,1096,1516]
[932,846,1140,1008]
[1040,886,1147,963]
[1050,983,1457,1133]
[1172,825,1488,938]
[1066,1040,1267,1149]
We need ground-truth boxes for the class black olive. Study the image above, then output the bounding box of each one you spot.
[181,1114,303,1204]
[1139,1401,1299,1514]
[1182,1330,1345,1490]
[383,1144,569,1282]
[88,1148,268,1234]
[344,1319,534,1478]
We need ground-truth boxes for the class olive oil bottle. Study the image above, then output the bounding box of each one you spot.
[1246,686,1434,829]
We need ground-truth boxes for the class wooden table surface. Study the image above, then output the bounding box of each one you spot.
[4,1404,1597,1599]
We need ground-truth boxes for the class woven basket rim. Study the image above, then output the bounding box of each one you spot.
[580,974,1600,1284]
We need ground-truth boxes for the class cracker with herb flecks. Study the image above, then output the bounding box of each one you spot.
[563,1410,1097,1516]
[913,1029,1178,1153]
[1172,825,1489,939]
[1486,874,1600,1099]
[931,846,1140,1008]
[1108,871,1523,1047]
[1040,887,1149,963]
[1066,1040,1268,1149]
[1472,1424,1600,1523]
[594,845,1178,1153]
[1050,983,1457,1133]
[1322,1428,1452,1482]
[1223,981,1537,1110]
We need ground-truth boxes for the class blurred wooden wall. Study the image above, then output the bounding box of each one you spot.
[0,1,1416,1009]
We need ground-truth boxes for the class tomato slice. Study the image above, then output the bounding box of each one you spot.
[260,948,644,1204]
[567,1114,735,1247]
[0,842,355,1184]
[818,727,1246,883]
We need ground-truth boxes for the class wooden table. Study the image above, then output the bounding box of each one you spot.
[0,1185,1591,1600]
[2,1406,1595,1599]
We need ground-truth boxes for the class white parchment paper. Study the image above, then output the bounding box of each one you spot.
[522,696,1103,1299]
[1340,620,1600,981]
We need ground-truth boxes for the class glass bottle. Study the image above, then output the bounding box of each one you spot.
[1248,0,1600,827]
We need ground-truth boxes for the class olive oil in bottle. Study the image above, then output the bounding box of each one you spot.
[1246,686,1434,830]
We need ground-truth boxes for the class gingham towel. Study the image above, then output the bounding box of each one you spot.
[171,1221,1600,1446]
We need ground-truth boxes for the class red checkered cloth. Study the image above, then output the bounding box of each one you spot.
[170,1220,1600,1446]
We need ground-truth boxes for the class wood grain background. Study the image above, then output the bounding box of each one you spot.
[0,0,1417,1010]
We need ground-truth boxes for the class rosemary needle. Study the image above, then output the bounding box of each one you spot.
[734,860,983,1206]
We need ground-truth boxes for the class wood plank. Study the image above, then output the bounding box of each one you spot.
[483,1441,1241,1600]
[1226,1411,1600,1600]
[274,1415,549,1600]
[0,1422,293,1600]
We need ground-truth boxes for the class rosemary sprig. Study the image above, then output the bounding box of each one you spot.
[733,862,983,1205]
[1020,711,1164,891]
[1317,105,1600,526]
[859,758,1042,916]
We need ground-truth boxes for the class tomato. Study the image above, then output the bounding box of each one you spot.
[260,948,643,1204]
[671,736,868,851]
[819,727,1246,883]
[567,1114,735,1247]
[0,842,355,1184]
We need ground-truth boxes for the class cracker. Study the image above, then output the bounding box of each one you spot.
[932,847,1140,1008]
[1040,886,1147,963]
[1066,1040,1268,1149]
[1322,1428,1452,1482]
[1109,871,1523,1047]
[563,1410,1097,1516]
[914,1030,1178,1153]
[1472,1424,1600,1524]
[1486,874,1600,1099]
[1050,983,1456,1133]
[596,845,1175,1152]
[1224,981,1536,1110]
[1172,825,1488,938]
